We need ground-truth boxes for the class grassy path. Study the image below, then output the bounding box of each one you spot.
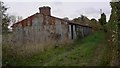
[43,32,109,66]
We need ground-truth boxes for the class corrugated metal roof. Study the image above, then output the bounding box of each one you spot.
[12,13,92,28]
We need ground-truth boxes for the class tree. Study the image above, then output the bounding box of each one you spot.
[9,15,16,25]
[99,13,107,32]
[90,18,101,31]
[81,15,85,22]
[0,1,2,34]
[99,13,107,26]
[107,1,120,66]
[114,1,120,66]
[8,15,22,30]
[0,1,10,34]
[73,15,90,25]
[17,16,22,22]
[63,17,69,20]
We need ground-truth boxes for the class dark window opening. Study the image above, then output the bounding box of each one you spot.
[71,25,73,39]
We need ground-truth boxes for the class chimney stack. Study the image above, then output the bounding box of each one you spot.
[39,6,51,16]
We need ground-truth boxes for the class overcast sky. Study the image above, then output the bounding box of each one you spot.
[3,0,111,21]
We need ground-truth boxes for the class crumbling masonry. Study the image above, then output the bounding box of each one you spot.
[10,6,92,46]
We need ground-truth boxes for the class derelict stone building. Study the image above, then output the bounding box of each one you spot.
[11,6,92,45]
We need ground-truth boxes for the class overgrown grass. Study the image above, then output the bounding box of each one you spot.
[44,31,108,66]
[2,40,74,66]
[2,31,110,66]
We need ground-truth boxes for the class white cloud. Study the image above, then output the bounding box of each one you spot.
[52,2,63,5]
[4,2,111,22]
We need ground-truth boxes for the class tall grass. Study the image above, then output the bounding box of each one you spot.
[2,38,73,66]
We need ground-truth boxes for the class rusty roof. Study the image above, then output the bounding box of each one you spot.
[12,13,92,28]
